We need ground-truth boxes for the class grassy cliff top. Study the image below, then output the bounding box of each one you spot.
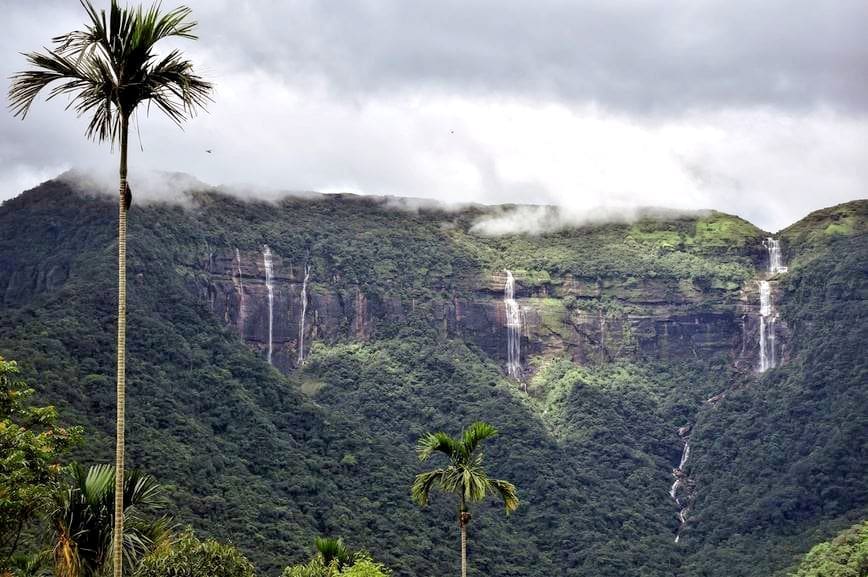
[781,199,867,242]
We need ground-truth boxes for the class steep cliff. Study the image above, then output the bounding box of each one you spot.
[156,190,787,378]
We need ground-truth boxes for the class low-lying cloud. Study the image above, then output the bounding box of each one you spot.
[470,205,707,236]
[57,168,210,207]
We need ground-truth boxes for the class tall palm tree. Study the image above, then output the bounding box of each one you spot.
[412,421,519,577]
[52,464,170,577]
[8,3,211,576]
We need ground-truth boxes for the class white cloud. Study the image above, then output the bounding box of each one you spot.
[1,1,865,232]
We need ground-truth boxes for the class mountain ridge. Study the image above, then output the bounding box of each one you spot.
[5,171,860,235]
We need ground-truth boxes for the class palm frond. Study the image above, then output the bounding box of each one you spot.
[82,463,115,507]
[8,0,212,144]
[487,478,520,513]
[314,536,352,569]
[8,550,52,577]
[460,421,498,458]
[8,49,93,119]
[143,3,198,42]
[139,49,212,126]
[121,515,173,573]
[411,468,447,507]
[53,1,107,57]
[416,432,461,462]
[122,468,166,512]
[462,460,492,503]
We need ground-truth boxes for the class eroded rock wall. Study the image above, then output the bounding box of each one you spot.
[191,248,788,376]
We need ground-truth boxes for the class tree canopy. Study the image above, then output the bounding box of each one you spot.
[0,356,81,568]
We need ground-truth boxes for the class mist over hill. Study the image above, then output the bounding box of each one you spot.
[1,178,865,576]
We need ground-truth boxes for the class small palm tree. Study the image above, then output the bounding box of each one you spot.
[282,537,357,577]
[314,537,353,571]
[9,4,211,576]
[412,421,519,577]
[52,463,170,577]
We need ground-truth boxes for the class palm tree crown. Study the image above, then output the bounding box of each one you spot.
[8,0,212,142]
[412,421,519,513]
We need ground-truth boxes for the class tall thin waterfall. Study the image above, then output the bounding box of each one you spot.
[765,238,788,274]
[235,248,245,326]
[297,264,310,366]
[758,280,776,372]
[263,245,274,365]
[504,270,522,378]
[670,426,692,543]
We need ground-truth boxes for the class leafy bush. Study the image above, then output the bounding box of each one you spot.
[136,528,255,577]
[0,356,81,566]
[789,521,867,577]
[281,539,390,577]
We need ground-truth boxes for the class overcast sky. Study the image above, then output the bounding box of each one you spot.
[2,0,866,231]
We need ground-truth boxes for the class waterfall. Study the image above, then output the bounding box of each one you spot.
[670,428,692,543]
[758,280,776,372]
[235,248,245,327]
[765,237,788,274]
[504,270,522,379]
[669,441,690,506]
[297,264,310,366]
[263,245,274,365]
[756,237,784,371]
[678,442,690,470]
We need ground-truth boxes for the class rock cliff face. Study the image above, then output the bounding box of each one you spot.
[0,180,791,377]
[190,247,788,376]
[2,262,69,305]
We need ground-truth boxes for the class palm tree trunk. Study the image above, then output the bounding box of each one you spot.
[458,497,469,577]
[460,519,467,577]
[112,113,130,577]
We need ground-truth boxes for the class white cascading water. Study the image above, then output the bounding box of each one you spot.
[757,238,785,372]
[297,264,310,366]
[504,270,522,379]
[263,245,274,365]
[758,280,776,372]
[235,248,245,327]
[670,430,692,543]
[765,237,788,274]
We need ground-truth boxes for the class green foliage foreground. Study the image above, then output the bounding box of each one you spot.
[0,357,80,568]
[281,538,390,577]
[51,464,170,577]
[136,528,255,577]
[789,521,868,577]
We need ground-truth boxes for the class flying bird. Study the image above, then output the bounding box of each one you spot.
[205,149,213,154]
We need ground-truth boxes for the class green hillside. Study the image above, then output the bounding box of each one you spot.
[1,178,865,576]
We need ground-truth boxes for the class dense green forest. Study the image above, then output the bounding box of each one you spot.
[0,177,865,576]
